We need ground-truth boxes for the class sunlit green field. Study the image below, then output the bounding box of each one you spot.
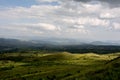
[0,52,120,80]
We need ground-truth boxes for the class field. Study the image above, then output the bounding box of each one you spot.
[0,52,120,80]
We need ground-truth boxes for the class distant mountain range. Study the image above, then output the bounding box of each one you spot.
[0,38,120,48]
[90,41,120,45]
[0,38,120,54]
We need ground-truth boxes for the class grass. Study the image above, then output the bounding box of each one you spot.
[0,52,120,80]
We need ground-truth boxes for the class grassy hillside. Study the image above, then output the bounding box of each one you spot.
[0,52,120,80]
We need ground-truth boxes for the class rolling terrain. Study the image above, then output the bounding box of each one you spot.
[0,52,120,80]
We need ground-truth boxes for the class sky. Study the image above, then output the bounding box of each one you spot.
[0,0,120,41]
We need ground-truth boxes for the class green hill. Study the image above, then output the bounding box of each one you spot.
[39,52,75,61]
[0,52,120,80]
[85,57,120,80]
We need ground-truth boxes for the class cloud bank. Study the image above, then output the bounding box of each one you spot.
[0,0,120,40]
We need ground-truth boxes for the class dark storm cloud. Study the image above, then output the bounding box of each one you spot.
[74,0,120,7]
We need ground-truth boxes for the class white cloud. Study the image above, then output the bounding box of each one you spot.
[36,23,58,31]
[82,2,102,12]
[113,23,120,30]
[0,5,59,19]
[63,17,110,27]
[11,23,60,31]
[74,25,84,29]
[100,13,115,19]
[100,8,120,19]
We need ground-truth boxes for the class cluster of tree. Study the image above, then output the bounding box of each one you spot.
[35,45,120,54]
[1,45,120,54]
